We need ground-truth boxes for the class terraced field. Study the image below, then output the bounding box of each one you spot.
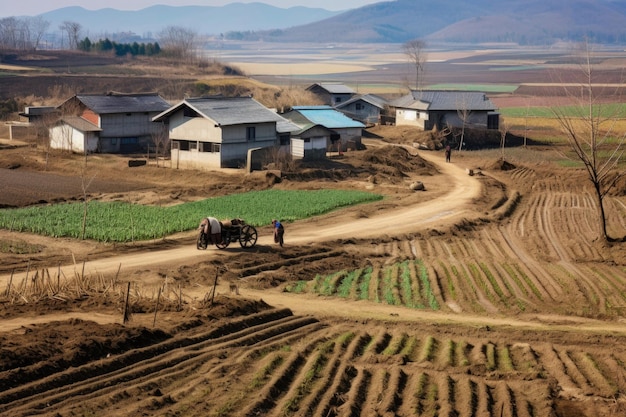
[1,134,625,416]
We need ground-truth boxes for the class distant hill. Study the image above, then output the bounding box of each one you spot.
[244,0,626,44]
[30,0,626,45]
[37,4,342,39]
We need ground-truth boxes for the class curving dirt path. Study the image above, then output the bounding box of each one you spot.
[0,152,480,291]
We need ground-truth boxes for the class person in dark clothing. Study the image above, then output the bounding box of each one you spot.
[445,144,451,162]
[272,219,284,247]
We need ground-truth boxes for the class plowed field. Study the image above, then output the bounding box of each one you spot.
[1,132,625,417]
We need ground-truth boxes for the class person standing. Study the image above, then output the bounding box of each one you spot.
[272,219,284,247]
[445,144,451,163]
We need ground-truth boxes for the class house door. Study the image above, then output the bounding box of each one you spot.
[120,137,140,153]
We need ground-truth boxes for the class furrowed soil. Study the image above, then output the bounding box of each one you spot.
[1,49,626,417]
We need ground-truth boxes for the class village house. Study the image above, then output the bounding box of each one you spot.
[334,93,388,126]
[306,83,356,106]
[49,92,171,153]
[391,90,499,131]
[153,96,288,170]
[281,105,365,153]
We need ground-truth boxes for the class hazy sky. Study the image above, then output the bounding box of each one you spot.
[0,0,382,17]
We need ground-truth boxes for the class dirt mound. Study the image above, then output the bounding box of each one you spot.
[486,158,517,171]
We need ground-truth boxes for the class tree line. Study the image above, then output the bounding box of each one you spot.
[0,16,194,60]
[77,37,161,57]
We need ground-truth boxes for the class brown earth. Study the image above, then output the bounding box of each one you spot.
[1,50,626,417]
[0,130,625,417]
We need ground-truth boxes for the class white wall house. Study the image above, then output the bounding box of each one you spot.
[391,90,499,131]
[153,96,289,170]
[51,92,171,153]
[49,116,101,153]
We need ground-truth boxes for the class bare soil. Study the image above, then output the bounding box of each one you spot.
[1,50,626,417]
[1,130,625,417]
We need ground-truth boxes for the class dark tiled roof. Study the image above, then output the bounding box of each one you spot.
[76,93,171,114]
[391,90,497,111]
[307,83,356,94]
[154,96,287,126]
[335,93,388,109]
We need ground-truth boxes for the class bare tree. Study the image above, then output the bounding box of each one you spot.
[402,39,427,90]
[551,41,625,241]
[151,123,170,167]
[28,16,50,50]
[59,21,82,50]
[158,26,198,62]
[456,95,472,151]
[499,118,509,161]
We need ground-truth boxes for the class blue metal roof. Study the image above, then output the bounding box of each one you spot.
[290,106,365,129]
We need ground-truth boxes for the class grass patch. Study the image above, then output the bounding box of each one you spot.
[0,189,383,242]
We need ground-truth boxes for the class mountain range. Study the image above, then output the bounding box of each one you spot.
[34,0,626,45]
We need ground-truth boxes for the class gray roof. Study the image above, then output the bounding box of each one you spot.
[153,97,287,126]
[390,90,497,111]
[74,93,171,114]
[60,116,101,132]
[307,83,355,94]
[335,93,388,109]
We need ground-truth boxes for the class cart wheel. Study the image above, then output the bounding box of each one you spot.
[239,225,258,248]
[216,231,230,249]
[197,231,208,250]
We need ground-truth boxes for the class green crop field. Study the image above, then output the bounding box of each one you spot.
[0,189,383,242]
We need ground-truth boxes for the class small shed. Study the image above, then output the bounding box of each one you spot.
[282,105,365,152]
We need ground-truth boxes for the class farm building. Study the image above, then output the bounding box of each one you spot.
[306,83,356,106]
[51,92,171,153]
[153,96,288,169]
[49,116,102,153]
[391,90,499,131]
[281,105,365,153]
[335,93,389,125]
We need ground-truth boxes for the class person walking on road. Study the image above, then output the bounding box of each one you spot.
[272,219,284,247]
[445,144,451,163]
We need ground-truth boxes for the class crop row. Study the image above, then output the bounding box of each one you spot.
[0,189,382,242]
[285,255,626,316]
[225,327,625,416]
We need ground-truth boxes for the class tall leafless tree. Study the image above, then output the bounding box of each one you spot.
[158,26,198,62]
[59,21,82,50]
[28,16,50,50]
[551,41,625,241]
[402,39,427,90]
[456,95,472,151]
[499,118,509,161]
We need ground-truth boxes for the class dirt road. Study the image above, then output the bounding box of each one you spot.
[0,151,479,287]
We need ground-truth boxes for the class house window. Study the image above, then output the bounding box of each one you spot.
[174,140,190,150]
[189,141,198,151]
[356,103,364,110]
[246,126,256,141]
[335,97,342,103]
[200,142,221,153]
[279,134,290,146]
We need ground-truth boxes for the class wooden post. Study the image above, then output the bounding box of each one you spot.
[211,269,219,305]
[153,287,161,328]
[122,282,131,324]
[5,269,14,297]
